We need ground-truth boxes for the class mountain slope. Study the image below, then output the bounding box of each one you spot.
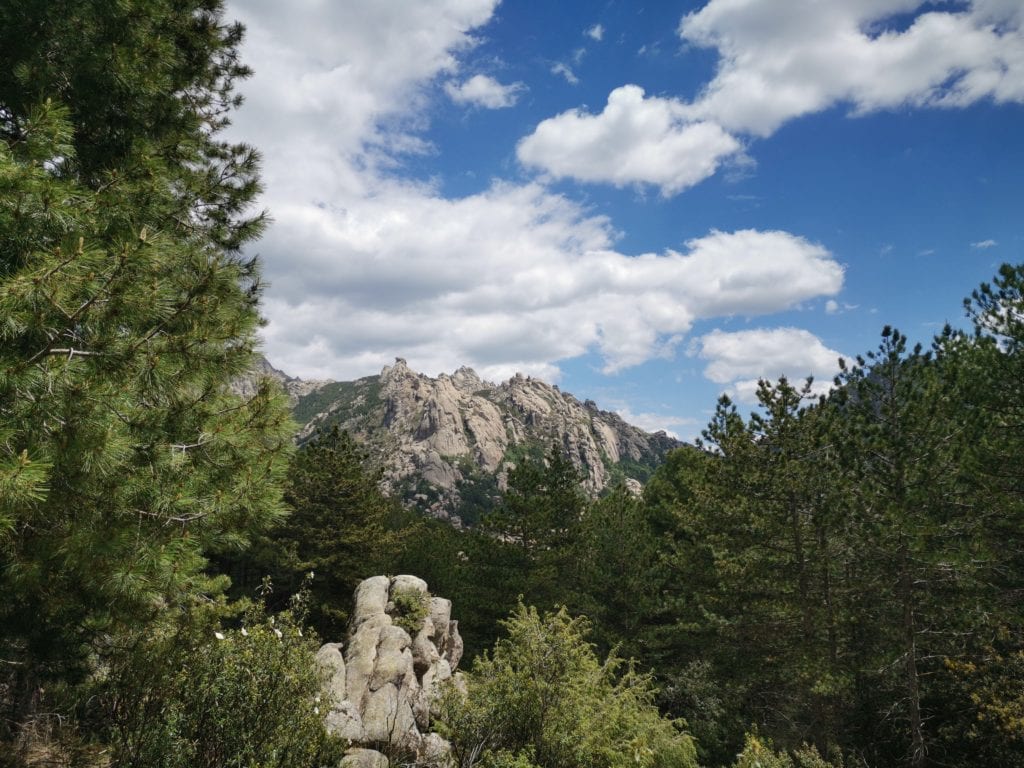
[286,358,679,522]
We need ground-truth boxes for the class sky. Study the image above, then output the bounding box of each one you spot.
[224,0,1024,440]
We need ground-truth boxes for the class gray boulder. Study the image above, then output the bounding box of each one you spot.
[320,576,463,764]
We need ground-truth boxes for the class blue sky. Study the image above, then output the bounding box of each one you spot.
[226,0,1024,439]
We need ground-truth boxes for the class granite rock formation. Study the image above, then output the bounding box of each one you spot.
[284,358,680,520]
[318,575,463,768]
[231,355,330,402]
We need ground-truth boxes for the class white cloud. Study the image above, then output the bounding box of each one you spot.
[586,23,604,42]
[825,299,839,314]
[551,62,579,84]
[679,0,1024,137]
[695,327,845,403]
[260,185,844,379]
[517,85,742,195]
[611,407,698,441]
[224,1,844,395]
[517,1,1024,195]
[972,238,999,249]
[445,74,526,108]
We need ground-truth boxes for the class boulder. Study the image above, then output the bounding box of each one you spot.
[419,733,453,766]
[361,683,418,747]
[345,614,389,704]
[352,576,390,628]
[369,626,413,691]
[390,574,429,595]
[340,748,389,768]
[324,698,363,742]
[315,642,346,704]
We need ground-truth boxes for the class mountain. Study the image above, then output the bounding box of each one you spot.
[266,357,680,523]
[231,355,332,401]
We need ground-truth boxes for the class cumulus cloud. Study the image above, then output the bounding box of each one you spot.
[679,0,1024,136]
[261,182,844,379]
[695,327,845,403]
[517,85,742,195]
[518,1,1024,194]
[224,1,845,392]
[586,23,604,42]
[227,0,498,180]
[445,74,526,108]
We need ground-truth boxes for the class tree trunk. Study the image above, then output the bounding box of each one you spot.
[899,544,926,768]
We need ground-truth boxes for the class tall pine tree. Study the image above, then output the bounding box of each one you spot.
[0,0,292,737]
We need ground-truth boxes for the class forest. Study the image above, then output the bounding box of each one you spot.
[1,2,1021,767]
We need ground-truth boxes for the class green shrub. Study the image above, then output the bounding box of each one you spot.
[392,586,430,635]
[96,600,342,768]
[438,604,698,768]
[731,734,841,768]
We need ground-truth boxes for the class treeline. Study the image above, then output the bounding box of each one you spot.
[399,284,1024,767]
[249,276,1024,766]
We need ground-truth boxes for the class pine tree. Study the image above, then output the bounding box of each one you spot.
[642,381,848,763]
[832,327,991,767]
[0,1,293,739]
[484,445,588,613]
[234,426,403,640]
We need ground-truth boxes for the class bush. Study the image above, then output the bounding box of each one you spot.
[731,734,840,768]
[391,585,430,635]
[96,599,342,768]
[438,604,698,768]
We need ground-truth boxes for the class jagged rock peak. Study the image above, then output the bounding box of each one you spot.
[287,359,682,521]
[231,354,332,402]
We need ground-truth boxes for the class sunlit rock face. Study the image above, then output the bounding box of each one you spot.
[319,575,464,768]
[277,357,680,521]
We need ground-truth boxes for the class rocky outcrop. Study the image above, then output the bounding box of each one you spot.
[290,358,680,520]
[231,354,332,402]
[319,575,463,768]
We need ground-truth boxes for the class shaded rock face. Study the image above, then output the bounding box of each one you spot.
[290,358,680,520]
[319,575,462,768]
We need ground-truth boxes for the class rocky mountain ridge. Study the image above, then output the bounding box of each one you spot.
[231,355,331,401]
[259,357,680,522]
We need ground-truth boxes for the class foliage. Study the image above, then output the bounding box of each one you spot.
[483,446,588,613]
[224,425,402,639]
[635,302,1023,767]
[0,0,293,753]
[730,734,840,768]
[392,585,430,635]
[438,604,698,768]
[572,486,659,656]
[96,596,342,768]
[291,377,383,431]
[395,513,526,659]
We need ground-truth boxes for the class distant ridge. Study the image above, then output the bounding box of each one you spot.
[252,356,681,522]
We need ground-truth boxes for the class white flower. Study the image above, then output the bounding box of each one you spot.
[214,631,225,640]
[240,627,249,637]
[273,628,283,639]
